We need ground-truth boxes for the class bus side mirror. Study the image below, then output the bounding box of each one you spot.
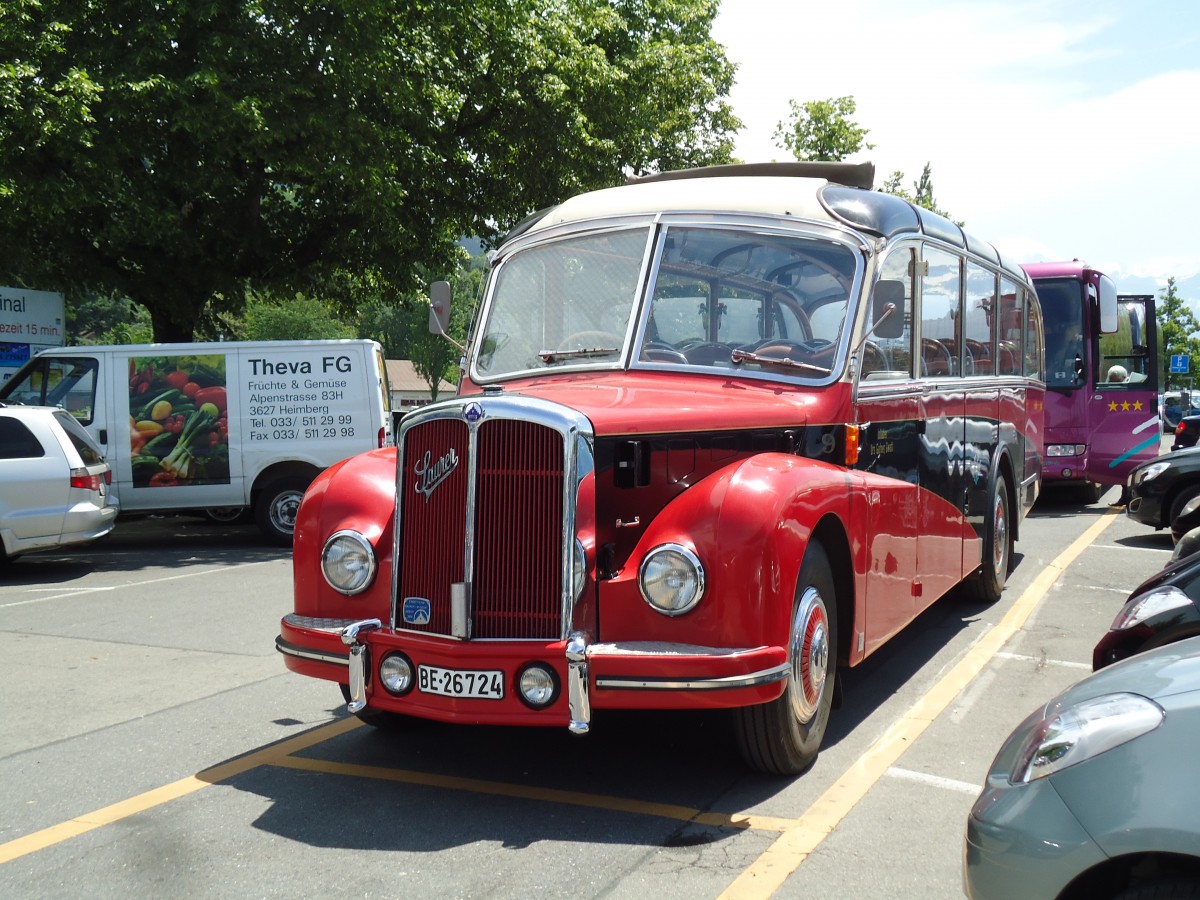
[1096,276,1119,334]
[429,281,452,335]
[873,280,905,339]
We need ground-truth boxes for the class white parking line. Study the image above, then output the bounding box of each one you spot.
[885,767,981,796]
[0,561,280,609]
[995,651,1090,670]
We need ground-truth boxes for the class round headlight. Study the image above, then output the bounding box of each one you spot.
[321,530,377,595]
[518,664,559,709]
[639,543,705,616]
[379,653,414,695]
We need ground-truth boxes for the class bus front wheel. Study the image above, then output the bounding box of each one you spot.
[965,473,1012,604]
[734,540,837,776]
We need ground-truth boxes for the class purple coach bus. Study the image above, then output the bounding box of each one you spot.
[1023,261,1160,502]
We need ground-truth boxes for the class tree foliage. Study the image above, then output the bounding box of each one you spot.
[233,291,356,342]
[0,0,738,342]
[1157,276,1200,390]
[880,163,958,222]
[772,96,872,162]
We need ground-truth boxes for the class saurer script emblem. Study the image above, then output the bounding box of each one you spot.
[414,448,459,502]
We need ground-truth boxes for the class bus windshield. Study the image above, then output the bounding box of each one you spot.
[1038,277,1085,389]
[473,224,859,381]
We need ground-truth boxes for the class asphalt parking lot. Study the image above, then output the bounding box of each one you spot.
[0,490,1180,899]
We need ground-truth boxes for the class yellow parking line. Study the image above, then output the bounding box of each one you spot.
[270,755,797,833]
[718,508,1120,899]
[0,717,362,865]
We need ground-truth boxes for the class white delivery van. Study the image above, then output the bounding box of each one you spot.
[0,340,393,543]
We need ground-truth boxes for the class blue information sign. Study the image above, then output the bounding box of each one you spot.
[0,342,30,365]
[1171,354,1190,374]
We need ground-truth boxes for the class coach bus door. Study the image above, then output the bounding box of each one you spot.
[1089,292,1159,482]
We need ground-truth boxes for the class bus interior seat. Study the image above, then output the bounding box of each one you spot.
[921,338,953,377]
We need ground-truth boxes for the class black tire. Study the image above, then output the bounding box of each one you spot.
[203,506,248,524]
[254,475,311,545]
[963,473,1012,604]
[1168,485,1200,537]
[338,683,409,730]
[1078,481,1103,505]
[734,541,837,776]
[1114,881,1200,900]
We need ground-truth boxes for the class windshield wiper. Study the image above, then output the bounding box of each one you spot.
[538,346,620,363]
[730,348,831,375]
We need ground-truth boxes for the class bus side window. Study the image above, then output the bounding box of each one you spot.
[964,261,996,376]
[1024,289,1044,381]
[997,276,1024,376]
[920,247,962,378]
[866,247,915,378]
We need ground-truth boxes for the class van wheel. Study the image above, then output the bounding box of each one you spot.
[203,506,247,524]
[734,540,837,776]
[254,476,311,545]
[964,473,1011,604]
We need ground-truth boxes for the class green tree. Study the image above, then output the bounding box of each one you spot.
[772,96,873,162]
[880,163,958,222]
[1157,276,1200,391]
[233,292,356,342]
[0,0,738,343]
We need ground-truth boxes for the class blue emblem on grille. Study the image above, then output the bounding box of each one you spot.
[463,402,484,423]
[402,597,432,625]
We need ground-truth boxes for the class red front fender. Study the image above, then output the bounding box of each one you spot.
[596,453,854,650]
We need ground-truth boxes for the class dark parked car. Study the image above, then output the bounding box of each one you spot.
[1126,448,1200,539]
[1093,549,1200,669]
[965,636,1200,899]
[1173,413,1200,451]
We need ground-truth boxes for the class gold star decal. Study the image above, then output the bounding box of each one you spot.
[1109,401,1118,411]
[1121,401,1131,411]
[1133,400,1143,410]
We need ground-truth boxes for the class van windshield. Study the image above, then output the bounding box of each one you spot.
[473,224,859,380]
[0,356,100,423]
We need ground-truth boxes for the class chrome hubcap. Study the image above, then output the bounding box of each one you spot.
[992,492,1008,571]
[789,586,829,723]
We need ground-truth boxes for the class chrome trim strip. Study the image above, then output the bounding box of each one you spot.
[595,662,790,692]
[274,636,349,667]
[283,613,358,632]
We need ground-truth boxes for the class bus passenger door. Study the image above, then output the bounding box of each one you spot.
[1089,293,1160,484]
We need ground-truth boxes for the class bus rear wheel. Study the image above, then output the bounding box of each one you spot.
[964,473,1012,604]
[734,540,837,776]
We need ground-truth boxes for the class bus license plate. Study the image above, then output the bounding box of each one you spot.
[417,665,504,700]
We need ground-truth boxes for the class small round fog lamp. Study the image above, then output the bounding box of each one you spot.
[518,664,558,709]
[380,653,414,695]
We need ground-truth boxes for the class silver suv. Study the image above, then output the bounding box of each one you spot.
[0,404,118,563]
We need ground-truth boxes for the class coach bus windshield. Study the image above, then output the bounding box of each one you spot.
[473,224,859,381]
[1037,277,1086,389]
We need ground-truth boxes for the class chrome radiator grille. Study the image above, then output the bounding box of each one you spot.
[395,403,573,640]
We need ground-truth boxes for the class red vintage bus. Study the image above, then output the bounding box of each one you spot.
[277,162,1045,775]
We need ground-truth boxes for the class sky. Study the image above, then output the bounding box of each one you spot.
[710,0,1200,298]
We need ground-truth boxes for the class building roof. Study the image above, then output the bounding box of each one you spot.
[386,359,455,395]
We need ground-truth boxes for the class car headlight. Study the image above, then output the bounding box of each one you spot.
[321,530,377,595]
[639,543,705,616]
[1046,444,1087,458]
[1110,585,1195,630]
[1180,494,1200,520]
[1134,462,1171,484]
[1010,692,1164,784]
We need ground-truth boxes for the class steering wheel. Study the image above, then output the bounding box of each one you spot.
[861,340,888,374]
[558,330,623,352]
